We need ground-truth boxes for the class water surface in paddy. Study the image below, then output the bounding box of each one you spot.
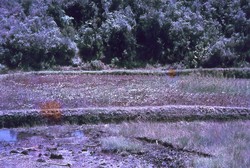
[0,129,17,142]
[0,128,85,143]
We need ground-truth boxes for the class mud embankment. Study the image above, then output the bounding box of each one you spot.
[0,105,249,128]
[1,68,250,78]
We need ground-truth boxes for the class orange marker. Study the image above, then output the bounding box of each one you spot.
[40,101,62,123]
[168,69,176,78]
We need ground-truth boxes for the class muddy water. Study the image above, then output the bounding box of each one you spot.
[72,130,85,138]
[0,129,85,143]
[0,129,17,142]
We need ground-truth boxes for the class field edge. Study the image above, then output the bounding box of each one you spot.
[0,105,249,128]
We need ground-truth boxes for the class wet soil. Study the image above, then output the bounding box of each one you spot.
[0,124,198,168]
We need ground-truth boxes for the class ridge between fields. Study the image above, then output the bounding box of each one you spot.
[0,105,249,128]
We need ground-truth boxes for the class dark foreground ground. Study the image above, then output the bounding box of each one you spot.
[0,121,249,168]
[0,124,190,168]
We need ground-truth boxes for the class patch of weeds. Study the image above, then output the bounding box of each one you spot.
[106,121,250,167]
[193,157,225,168]
[177,137,190,148]
[101,136,143,153]
[174,74,250,96]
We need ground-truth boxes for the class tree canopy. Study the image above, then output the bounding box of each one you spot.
[0,0,249,69]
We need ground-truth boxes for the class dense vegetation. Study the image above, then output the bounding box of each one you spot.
[0,0,249,70]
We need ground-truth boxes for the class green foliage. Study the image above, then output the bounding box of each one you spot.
[136,14,162,64]
[21,0,33,15]
[77,26,103,61]
[0,0,250,69]
[63,0,96,28]
[104,28,136,67]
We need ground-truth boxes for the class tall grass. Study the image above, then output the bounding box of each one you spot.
[173,74,250,96]
[101,136,143,153]
[106,121,250,168]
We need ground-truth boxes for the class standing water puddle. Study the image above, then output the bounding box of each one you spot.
[0,128,85,143]
[0,129,17,142]
[72,130,85,138]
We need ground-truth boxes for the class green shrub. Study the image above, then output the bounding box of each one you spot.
[1,0,250,69]
[0,14,75,70]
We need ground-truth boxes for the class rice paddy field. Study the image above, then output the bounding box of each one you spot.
[0,72,249,110]
[0,69,249,167]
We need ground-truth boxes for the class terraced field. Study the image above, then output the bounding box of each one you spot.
[0,69,249,167]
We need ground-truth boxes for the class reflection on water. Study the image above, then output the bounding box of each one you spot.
[0,129,85,142]
[0,129,17,142]
[72,130,85,138]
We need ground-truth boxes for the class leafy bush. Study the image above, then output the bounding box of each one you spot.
[63,0,96,28]
[90,60,106,70]
[0,1,75,70]
[0,16,75,69]
[101,6,137,67]
[77,25,103,61]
